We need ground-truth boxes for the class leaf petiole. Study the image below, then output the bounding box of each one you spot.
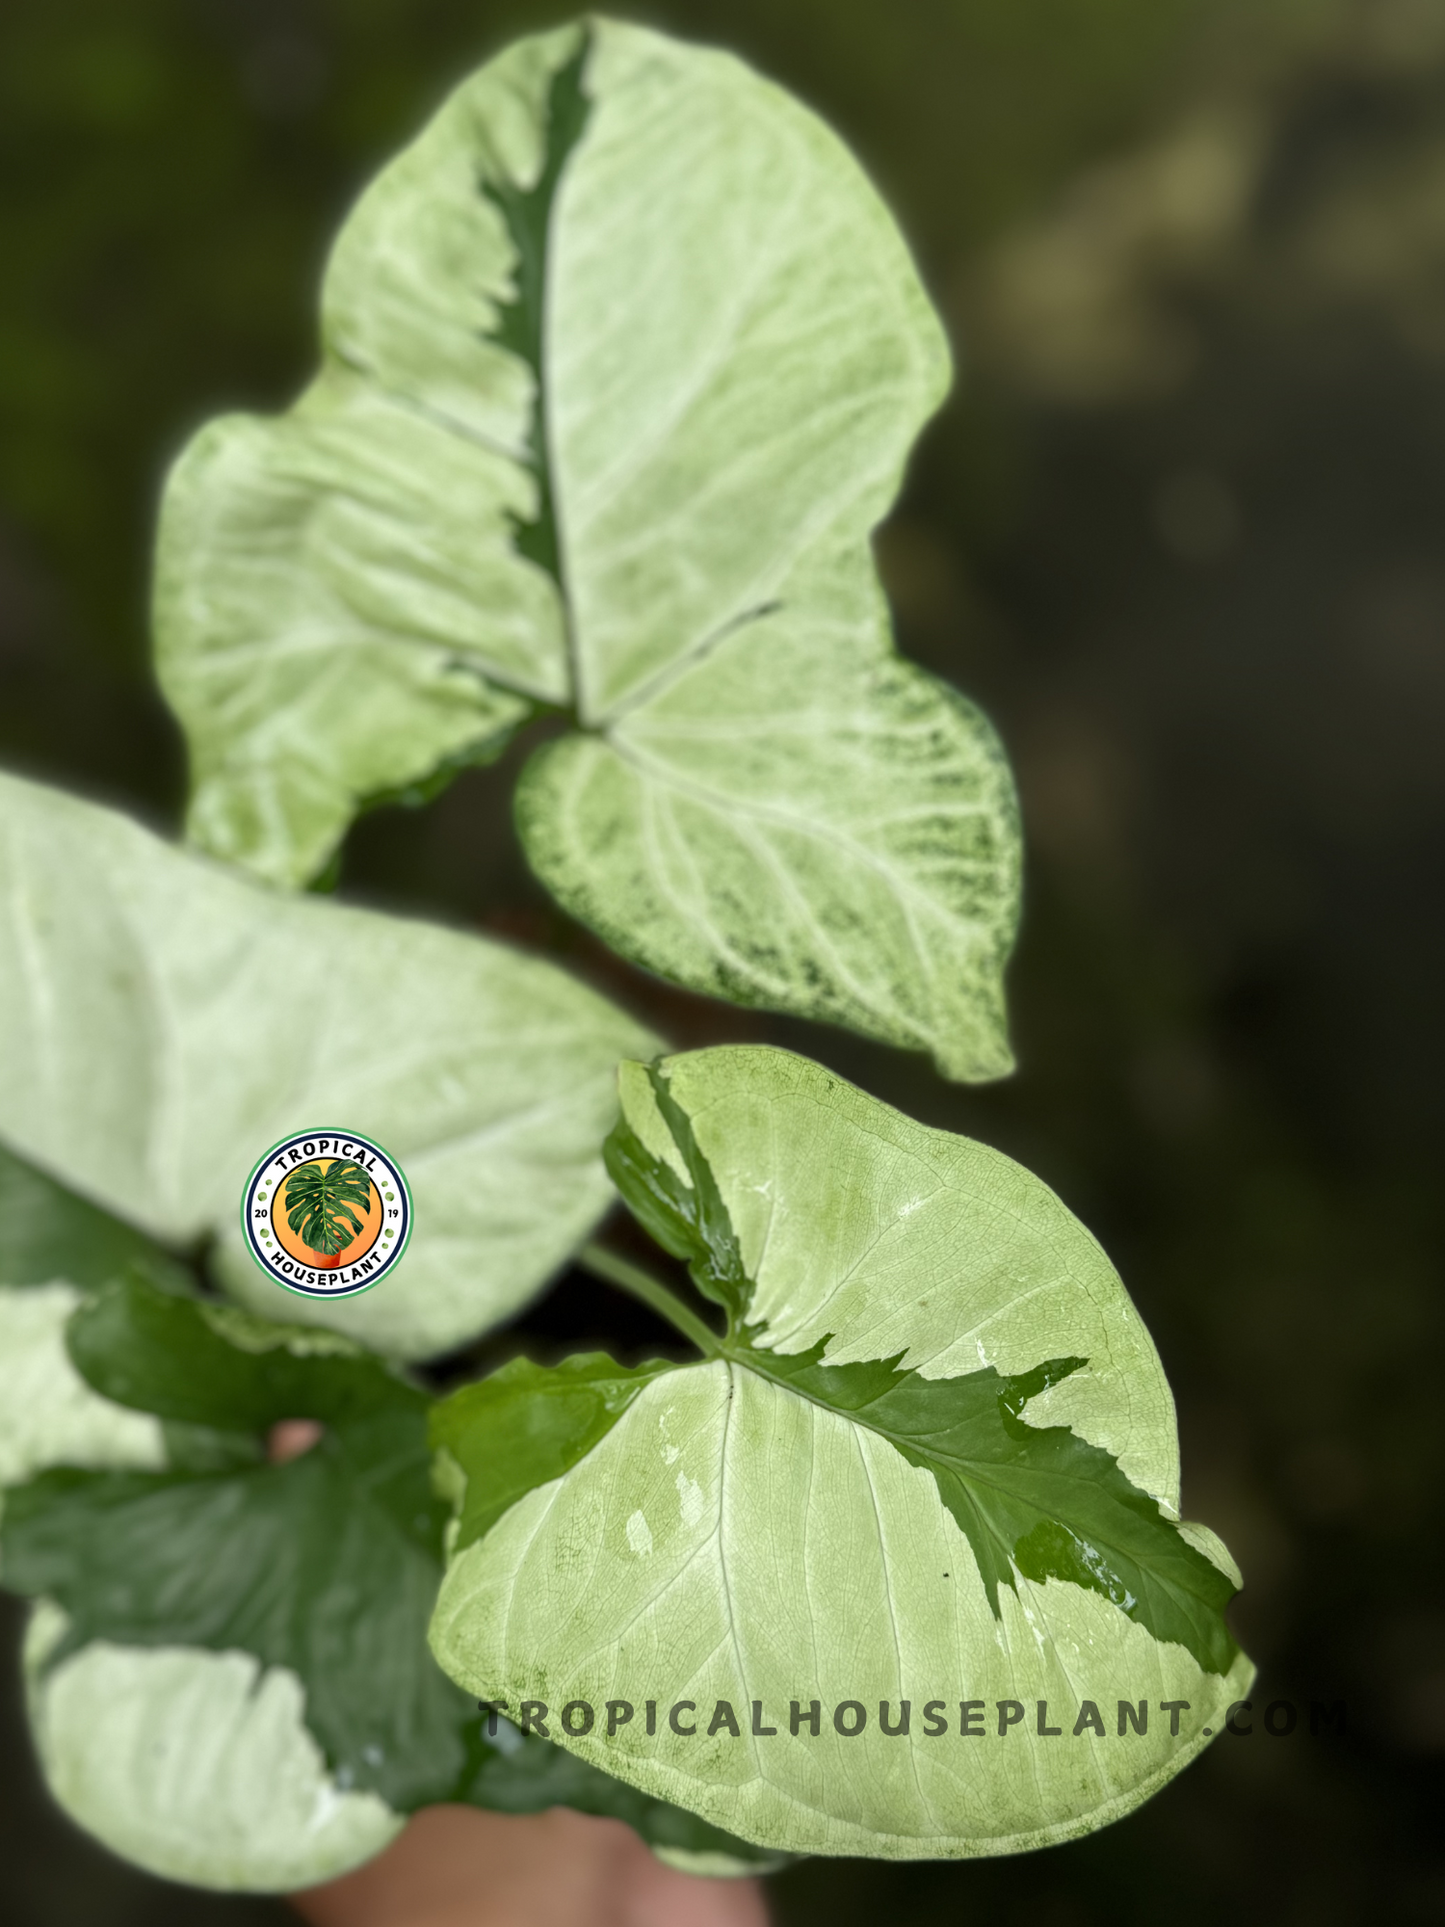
[576,1242,723,1358]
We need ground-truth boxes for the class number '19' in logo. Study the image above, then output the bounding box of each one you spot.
[241,1129,412,1299]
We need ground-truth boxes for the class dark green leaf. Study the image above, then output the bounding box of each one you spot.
[66,1277,421,1434]
[4,1273,463,1806]
[602,1066,747,1323]
[0,1143,188,1294]
[158,1420,266,1474]
[432,1351,674,1555]
[2,1432,471,1810]
[12,1272,775,1862]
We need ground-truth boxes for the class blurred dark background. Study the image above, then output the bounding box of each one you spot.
[2,1,1442,1921]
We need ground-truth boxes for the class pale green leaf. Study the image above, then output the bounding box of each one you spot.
[155,370,556,879]
[24,1603,404,1892]
[0,770,657,1358]
[430,1046,1252,1859]
[156,19,1020,1080]
[0,1286,167,1495]
[0,1146,186,1499]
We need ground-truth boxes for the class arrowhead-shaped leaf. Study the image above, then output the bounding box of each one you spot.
[0,770,656,1358]
[430,1046,1252,1858]
[3,1276,782,1888]
[156,19,1021,1081]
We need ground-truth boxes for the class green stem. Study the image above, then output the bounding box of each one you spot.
[577,1242,723,1358]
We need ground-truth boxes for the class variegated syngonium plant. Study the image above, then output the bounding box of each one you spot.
[155,15,1021,1083]
[430,1046,1252,1859]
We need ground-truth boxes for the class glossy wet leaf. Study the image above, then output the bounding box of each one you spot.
[156,19,1020,1081]
[430,1045,1252,1859]
[0,769,656,1358]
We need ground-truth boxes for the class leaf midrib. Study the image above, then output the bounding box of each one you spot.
[723,1340,1027,1565]
[607,731,1004,935]
[721,1339,1215,1635]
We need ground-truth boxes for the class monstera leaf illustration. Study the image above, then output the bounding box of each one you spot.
[283,1161,373,1261]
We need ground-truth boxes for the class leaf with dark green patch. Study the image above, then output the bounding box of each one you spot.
[477,33,591,582]
[8,1277,463,1810]
[602,1064,745,1322]
[743,1338,1238,1675]
[4,1433,460,1810]
[0,1152,189,1490]
[431,1045,1252,1861]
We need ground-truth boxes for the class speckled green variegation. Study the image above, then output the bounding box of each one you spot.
[156,19,1020,1082]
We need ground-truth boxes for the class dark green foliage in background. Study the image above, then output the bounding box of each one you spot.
[2,1,1443,1923]
[0,1145,188,1294]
